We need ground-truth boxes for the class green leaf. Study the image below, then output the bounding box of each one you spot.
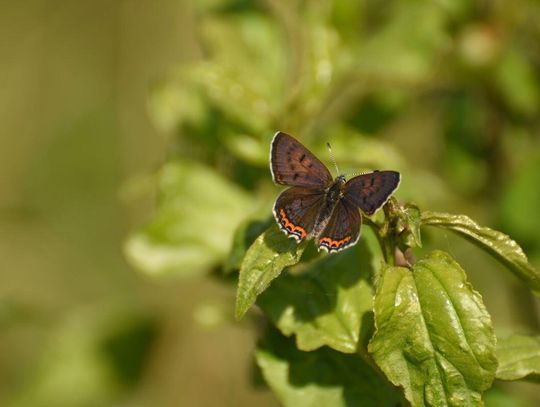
[223,215,273,273]
[369,251,497,407]
[394,202,423,249]
[256,328,401,407]
[421,211,540,296]
[356,3,449,83]
[496,335,540,381]
[193,14,285,134]
[258,229,382,353]
[235,225,305,320]
[124,161,252,278]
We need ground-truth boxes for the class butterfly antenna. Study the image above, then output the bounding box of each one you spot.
[326,142,340,176]
[346,170,369,179]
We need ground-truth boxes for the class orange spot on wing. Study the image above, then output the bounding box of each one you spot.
[279,208,307,239]
[319,236,352,249]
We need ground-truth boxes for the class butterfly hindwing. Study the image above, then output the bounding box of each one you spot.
[317,199,361,253]
[344,171,400,216]
[270,132,332,188]
[273,187,325,241]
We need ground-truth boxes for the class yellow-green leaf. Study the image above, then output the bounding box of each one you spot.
[235,225,305,320]
[125,161,251,278]
[421,211,540,296]
[369,251,497,407]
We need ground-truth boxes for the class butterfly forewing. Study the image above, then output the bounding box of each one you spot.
[317,199,361,253]
[344,171,400,215]
[270,132,332,188]
[273,187,325,242]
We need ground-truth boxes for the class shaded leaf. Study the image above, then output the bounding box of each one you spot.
[258,229,382,353]
[421,211,540,296]
[483,388,531,407]
[235,225,305,320]
[125,161,252,278]
[496,335,540,381]
[369,251,497,407]
[256,328,401,407]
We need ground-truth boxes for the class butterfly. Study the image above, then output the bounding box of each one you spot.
[270,132,400,253]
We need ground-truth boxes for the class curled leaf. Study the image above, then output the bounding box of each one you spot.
[421,211,540,296]
[235,225,305,320]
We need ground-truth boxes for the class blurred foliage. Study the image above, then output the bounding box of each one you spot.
[2,0,540,406]
[123,0,540,405]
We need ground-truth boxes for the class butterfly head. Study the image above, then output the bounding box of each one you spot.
[333,174,347,193]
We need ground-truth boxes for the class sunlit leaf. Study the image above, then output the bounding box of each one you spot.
[356,3,449,83]
[323,126,406,171]
[224,214,273,273]
[369,251,497,406]
[192,14,285,134]
[496,335,540,381]
[258,229,382,353]
[256,328,401,407]
[235,225,305,320]
[125,161,252,278]
[223,132,269,166]
[421,211,540,296]
[147,77,207,135]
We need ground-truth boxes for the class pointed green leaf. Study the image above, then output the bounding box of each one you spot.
[496,335,540,381]
[223,215,273,273]
[421,211,540,296]
[369,251,497,407]
[125,161,251,278]
[235,225,305,320]
[256,329,401,407]
[258,229,382,353]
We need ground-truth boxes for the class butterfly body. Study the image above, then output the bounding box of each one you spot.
[310,175,346,238]
[270,132,400,253]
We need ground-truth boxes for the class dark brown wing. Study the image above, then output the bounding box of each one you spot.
[273,187,325,242]
[344,171,400,216]
[270,132,332,189]
[317,199,361,253]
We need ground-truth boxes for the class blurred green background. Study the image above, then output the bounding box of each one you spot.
[0,0,539,406]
